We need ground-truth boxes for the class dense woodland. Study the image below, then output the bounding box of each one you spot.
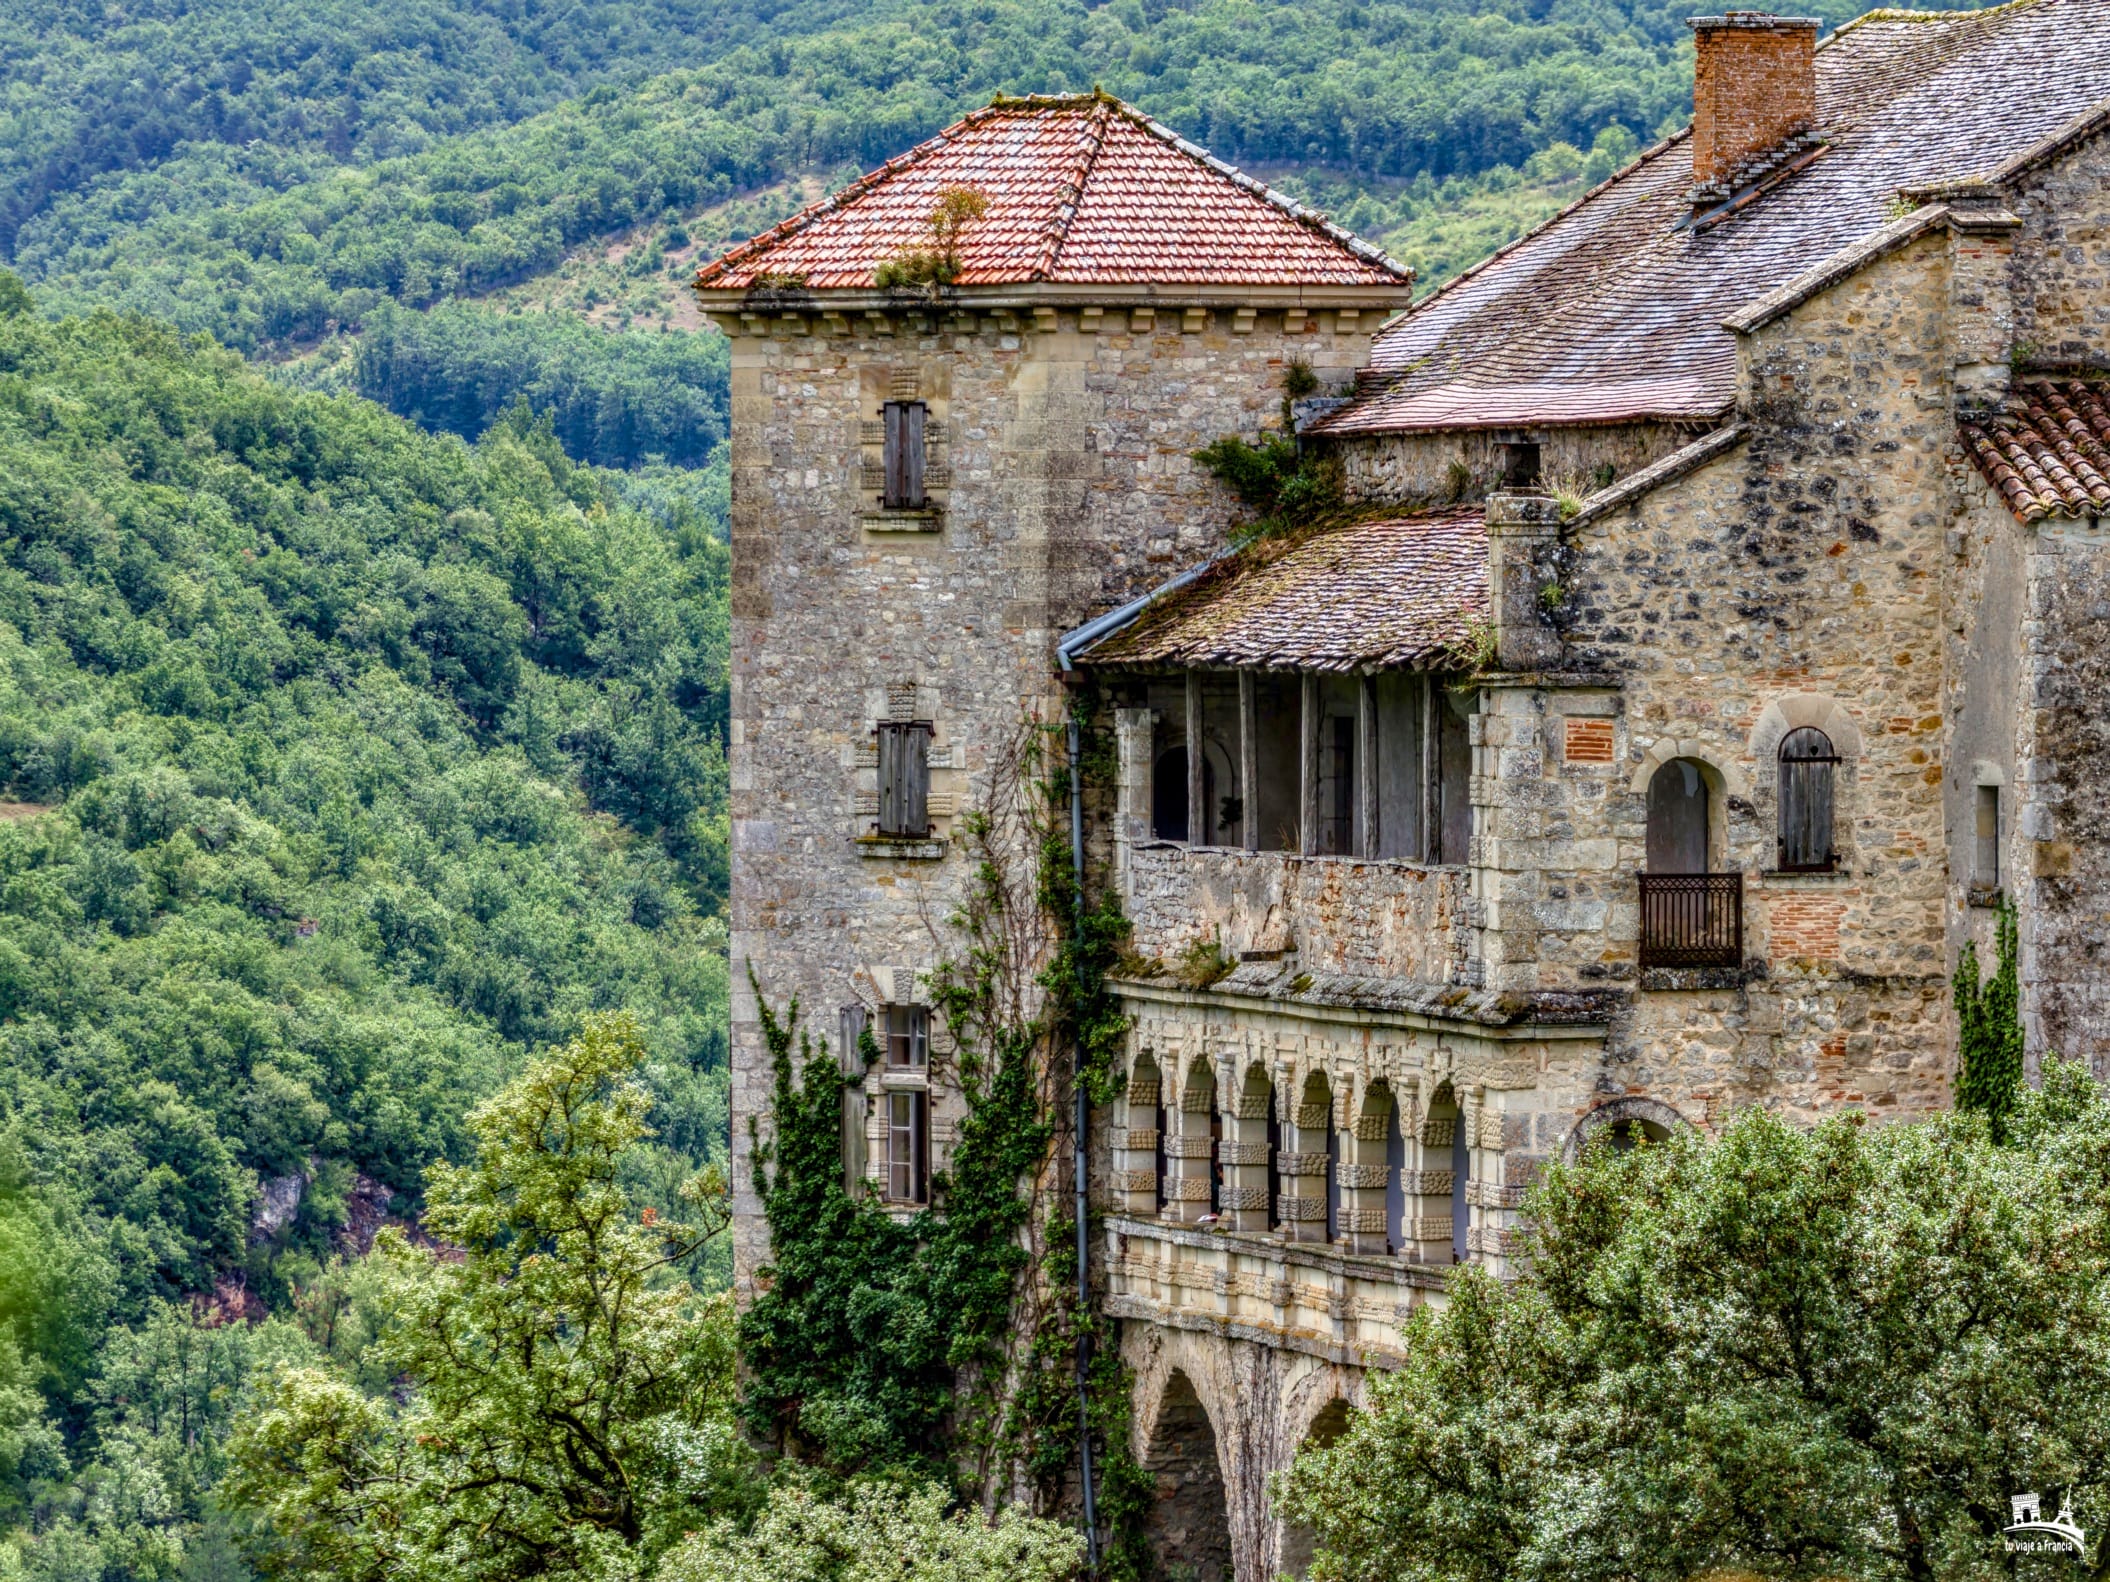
[0,0,1991,1576]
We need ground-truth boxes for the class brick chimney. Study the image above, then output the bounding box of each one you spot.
[1688,14,1821,194]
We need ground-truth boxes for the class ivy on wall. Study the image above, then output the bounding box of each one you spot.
[742,709,1148,1575]
[1955,894,2025,1142]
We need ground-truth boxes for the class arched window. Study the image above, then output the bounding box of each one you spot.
[1645,758,1710,874]
[1777,727,1839,872]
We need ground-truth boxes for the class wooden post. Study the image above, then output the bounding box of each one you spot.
[1357,674,1379,859]
[1238,670,1258,854]
[1185,669,1204,846]
[1421,675,1440,863]
[1299,673,1319,857]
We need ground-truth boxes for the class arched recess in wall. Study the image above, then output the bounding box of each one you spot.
[1276,1397,1357,1579]
[1138,1370,1233,1582]
[1749,694,1861,873]
[1561,1095,1693,1164]
[1631,744,1743,874]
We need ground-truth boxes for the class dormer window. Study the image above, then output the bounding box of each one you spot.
[883,401,927,509]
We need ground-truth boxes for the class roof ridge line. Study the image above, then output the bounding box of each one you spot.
[1114,102,1412,280]
[1032,95,1114,282]
[694,103,1014,287]
[1364,128,1696,366]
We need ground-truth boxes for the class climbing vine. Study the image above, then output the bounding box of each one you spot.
[1954,894,2025,1142]
[742,702,1149,1575]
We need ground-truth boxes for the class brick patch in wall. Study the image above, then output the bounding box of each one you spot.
[1770,895,1845,960]
[1564,718,1616,764]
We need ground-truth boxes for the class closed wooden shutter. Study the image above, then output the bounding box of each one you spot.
[1777,728,1838,872]
[877,722,932,837]
[838,1004,868,1198]
[882,401,927,509]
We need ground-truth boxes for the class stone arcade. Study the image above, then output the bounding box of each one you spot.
[705,9,2110,1575]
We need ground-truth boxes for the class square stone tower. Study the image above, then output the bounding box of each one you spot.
[694,92,1415,1295]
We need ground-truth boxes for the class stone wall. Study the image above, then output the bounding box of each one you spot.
[1463,225,1969,1123]
[1122,842,1475,985]
[725,304,1374,1294]
[1329,419,1693,508]
[2008,129,2110,371]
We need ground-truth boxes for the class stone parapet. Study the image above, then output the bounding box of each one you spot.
[1104,1215,1448,1370]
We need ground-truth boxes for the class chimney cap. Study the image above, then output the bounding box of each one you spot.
[1688,12,1822,28]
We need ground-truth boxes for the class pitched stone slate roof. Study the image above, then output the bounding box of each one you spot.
[1963,379,2110,521]
[1072,509,1488,672]
[1315,0,2110,435]
[692,93,1411,292]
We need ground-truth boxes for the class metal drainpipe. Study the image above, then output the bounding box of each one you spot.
[1068,716,1100,1572]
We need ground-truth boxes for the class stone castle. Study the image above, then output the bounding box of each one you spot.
[697,5,2110,1575]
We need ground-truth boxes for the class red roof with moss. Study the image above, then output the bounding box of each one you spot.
[692,93,1412,293]
[1072,509,1489,672]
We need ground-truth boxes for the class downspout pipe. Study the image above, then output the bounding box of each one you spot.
[1067,716,1100,1572]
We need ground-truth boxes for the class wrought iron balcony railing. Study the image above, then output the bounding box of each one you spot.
[1638,872,1743,969]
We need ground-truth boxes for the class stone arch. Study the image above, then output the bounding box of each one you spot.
[1138,1369,1233,1582]
[1748,693,1864,765]
[1562,1095,1694,1163]
[1628,736,1750,801]
[1122,1317,1365,1582]
[1276,1396,1358,1579]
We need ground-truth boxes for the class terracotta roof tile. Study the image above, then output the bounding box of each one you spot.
[1962,379,2110,521]
[1074,510,1488,671]
[1315,0,2110,435]
[693,93,1411,293]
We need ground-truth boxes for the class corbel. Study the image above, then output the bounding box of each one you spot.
[1231,307,1256,335]
[863,310,894,337]
[1130,307,1156,334]
[1181,306,1206,335]
[1080,306,1104,334]
[1032,306,1059,335]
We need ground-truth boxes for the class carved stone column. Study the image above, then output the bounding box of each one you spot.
[1219,1069,1273,1233]
[1406,1089,1459,1263]
[1164,1066,1217,1225]
[1113,706,1156,893]
[1116,1058,1162,1216]
[1337,1090,1391,1256]
[1278,1082,1332,1244]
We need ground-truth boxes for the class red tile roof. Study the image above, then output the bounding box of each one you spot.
[1962,379,2110,522]
[1315,0,2110,436]
[693,93,1411,293]
[1072,510,1488,672]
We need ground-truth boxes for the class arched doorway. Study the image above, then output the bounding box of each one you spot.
[1277,1398,1354,1578]
[1646,757,1711,873]
[1140,1371,1231,1582]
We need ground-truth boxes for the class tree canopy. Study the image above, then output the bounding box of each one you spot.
[1276,1068,2110,1582]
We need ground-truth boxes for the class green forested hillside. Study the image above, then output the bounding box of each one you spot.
[0,285,731,1570]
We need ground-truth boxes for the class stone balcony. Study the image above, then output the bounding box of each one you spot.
[1104,1214,1449,1369]
[1122,840,1478,985]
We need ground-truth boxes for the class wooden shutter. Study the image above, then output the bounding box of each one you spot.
[903,402,926,507]
[877,723,902,834]
[882,401,927,509]
[876,722,932,837]
[838,1005,868,1199]
[1777,728,1838,872]
[902,723,930,836]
